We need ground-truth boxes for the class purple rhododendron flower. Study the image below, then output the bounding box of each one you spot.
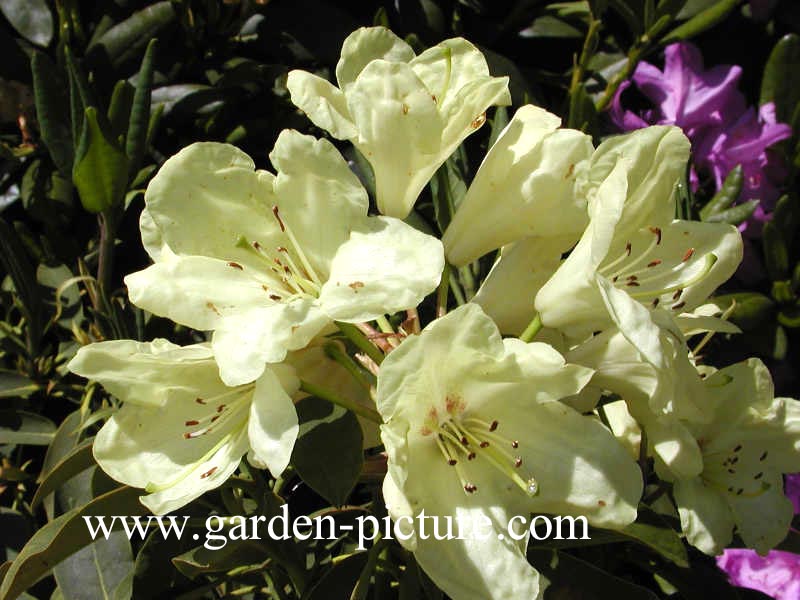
[610,41,792,238]
[717,550,800,599]
[717,474,800,599]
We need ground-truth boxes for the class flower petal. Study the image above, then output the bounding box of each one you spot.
[248,365,300,477]
[269,129,369,278]
[674,478,734,555]
[318,215,444,322]
[125,251,273,332]
[335,26,415,88]
[211,299,330,386]
[383,459,541,600]
[285,70,357,140]
[443,105,592,267]
[139,142,278,263]
[68,339,222,408]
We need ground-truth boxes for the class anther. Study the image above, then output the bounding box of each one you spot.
[759,451,768,461]
[682,248,695,262]
[649,227,662,244]
[671,301,686,310]
[227,262,243,270]
[673,288,683,300]
[479,441,490,448]
[467,452,476,461]
[514,458,523,468]
[185,420,199,426]
[625,242,632,255]
[489,420,498,431]
[448,459,458,466]
[464,483,478,493]
[200,466,218,479]
[511,440,519,449]
[272,206,285,232]
[647,260,662,267]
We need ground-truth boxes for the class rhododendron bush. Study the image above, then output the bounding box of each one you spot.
[1,1,799,599]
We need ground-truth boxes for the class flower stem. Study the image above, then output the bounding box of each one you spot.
[519,313,543,342]
[436,263,451,317]
[336,321,384,365]
[299,379,382,424]
[323,341,375,392]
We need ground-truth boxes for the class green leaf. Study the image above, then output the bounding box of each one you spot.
[32,440,95,511]
[0,0,53,47]
[72,107,129,214]
[30,52,73,177]
[713,292,776,330]
[0,371,38,400]
[0,220,43,350]
[0,410,55,446]
[89,2,174,67]
[763,220,789,280]
[663,0,740,42]
[107,81,135,142]
[291,396,364,507]
[760,34,800,123]
[126,39,158,179]
[699,164,743,219]
[619,509,688,568]
[306,553,368,600]
[172,534,270,579]
[430,157,467,234]
[704,199,759,225]
[0,486,147,600]
[527,548,660,599]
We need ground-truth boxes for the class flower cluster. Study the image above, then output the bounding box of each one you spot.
[610,41,792,235]
[69,27,800,600]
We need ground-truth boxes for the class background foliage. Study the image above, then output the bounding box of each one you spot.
[0,0,799,598]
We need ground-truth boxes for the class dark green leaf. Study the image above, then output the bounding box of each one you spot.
[32,440,95,511]
[705,199,759,225]
[0,219,43,350]
[107,81,135,143]
[30,52,73,177]
[0,371,38,400]
[89,2,174,67]
[126,39,158,179]
[527,548,660,599]
[699,164,743,219]
[291,396,363,507]
[0,0,53,47]
[72,107,129,213]
[760,34,800,123]
[0,410,55,446]
[763,220,789,280]
[0,486,147,600]
[619,509,688,568]
[713,292,776,330]
[306,553,368,600]
[663,0,740,42]
[172,538,269,580]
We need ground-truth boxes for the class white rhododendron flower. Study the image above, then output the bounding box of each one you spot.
[442,105,593,267]
[567,324,708,479]
[664,359,800,555]
[68,338,378,514]
[287,26,510,218]
[68,339,300,514]
[125,129,443,386]
[377,304,642,600]
[535,126,742,368]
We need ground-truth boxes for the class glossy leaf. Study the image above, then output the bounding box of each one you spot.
[699,164,743,219]
[291,396,363,507]
[704,199,760,225]
[72,107,129,214]
[0,487,146,600]
[0,371,38,400]
[760,34,800,123]
[0,410,55,446]
[0,0,53,47]
[30,52,73,177]
[663,0,740,42]
[126,39,158,179]
[89,2,174,67]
